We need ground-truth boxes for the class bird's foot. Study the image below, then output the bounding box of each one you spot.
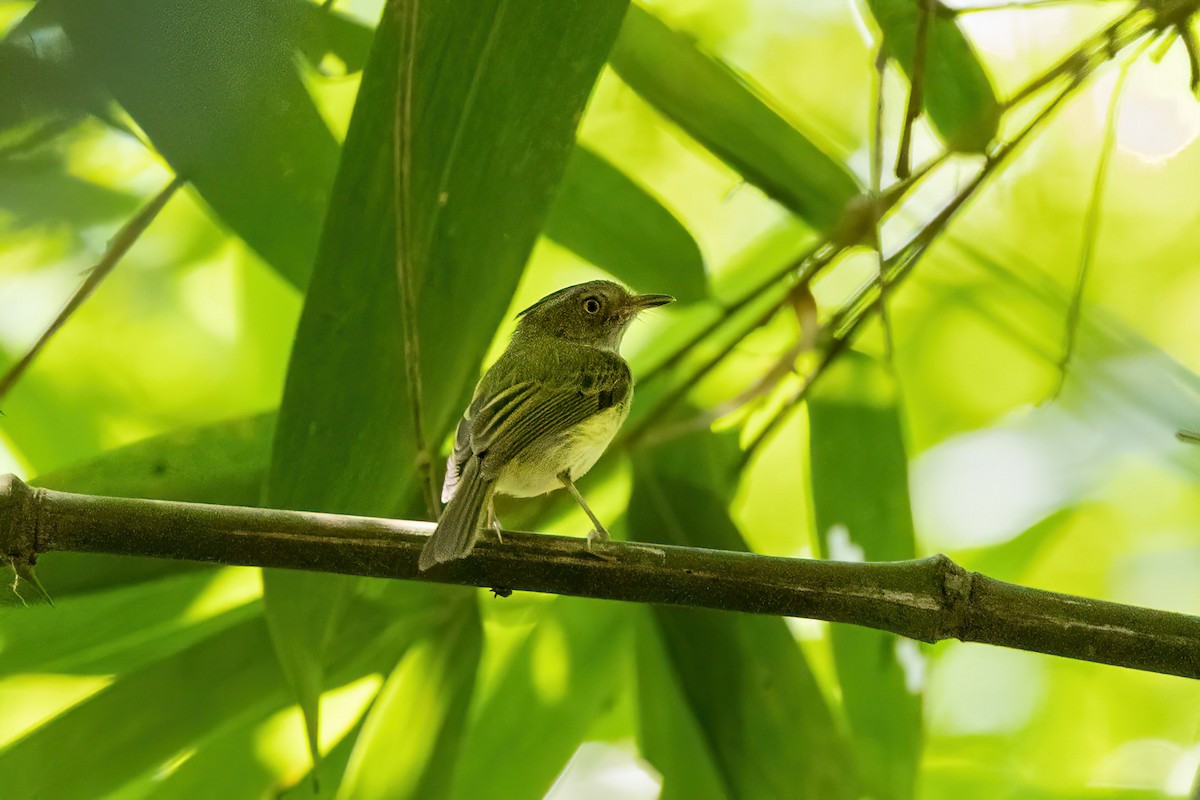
[584,528,615,561]
[487,501,505,544]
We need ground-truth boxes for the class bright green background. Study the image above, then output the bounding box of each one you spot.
[2,0,1200,797]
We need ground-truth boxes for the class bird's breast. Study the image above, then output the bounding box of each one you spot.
[493,400,629,498]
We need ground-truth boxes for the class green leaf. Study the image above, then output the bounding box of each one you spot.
[33,413,273,503]
[339,599,482,800]
[293,2,375,75]
[277,718,366,800]
[864,0,1001,151]
[0,617,289,800]
[545,146,707,302]
[450,597,630,800]
[809,354,923,800]
[0,581,425,799]
[261,569,356,776]
[634,610,728,800]
[27,413,274,598]
[0,10,116,135]
[262,0,628,773]
[0,568,257,677]
[13,2,707,301]
[0,152,139,234]
[53,0,341,286]
[609,5,862,233]
[628,428,862,798]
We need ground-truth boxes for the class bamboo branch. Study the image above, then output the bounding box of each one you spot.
[895,0,932,180]
[1055,49,1139,398]
[2,473,1198,680]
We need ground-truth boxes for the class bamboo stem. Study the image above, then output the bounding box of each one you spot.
[3,474,1197,680]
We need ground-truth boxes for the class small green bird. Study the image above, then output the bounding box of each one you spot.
[419,280,673,570]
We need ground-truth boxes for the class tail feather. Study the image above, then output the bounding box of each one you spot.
[419,457,492,570]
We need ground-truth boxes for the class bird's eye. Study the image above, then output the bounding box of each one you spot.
[583,297,601,314]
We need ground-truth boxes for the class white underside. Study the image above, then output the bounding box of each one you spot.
[493,403,628,497]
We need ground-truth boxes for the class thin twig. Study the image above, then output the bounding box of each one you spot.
[644,6,1159,462]
[392,0,440,520]
[1004,4,1145,109]
[639,153,945,390]
[739,335,850,467]
[639,311,817,446]
[871,46,895,366]
[740,77,1081,465]
[0,174,185,405]
[896,0,933,179]
[5,474,1197,679]
[641,239,834,384]
[623,247,840,447]
[1054,52,1139,399]
[949,0,1109,15]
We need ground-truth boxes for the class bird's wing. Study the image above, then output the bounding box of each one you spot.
[463,345,631,480]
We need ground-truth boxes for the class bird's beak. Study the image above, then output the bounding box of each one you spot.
[629,293,675,311]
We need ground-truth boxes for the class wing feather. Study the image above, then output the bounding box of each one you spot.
[457,342,631,483]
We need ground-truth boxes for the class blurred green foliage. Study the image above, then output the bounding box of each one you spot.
[2,0,1200,798]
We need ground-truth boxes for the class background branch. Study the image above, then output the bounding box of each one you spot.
[3,474,1197,680]
[0,174,184,405]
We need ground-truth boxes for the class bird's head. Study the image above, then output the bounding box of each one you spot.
[515,280,673,351]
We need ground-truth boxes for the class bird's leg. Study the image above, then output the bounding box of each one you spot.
[558,471,612,555]
[487,497,504,544]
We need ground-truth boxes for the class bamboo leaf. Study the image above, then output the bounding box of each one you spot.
[634,610,728,800]
[450,598,630,800]
[0,569,258,677]
[864,0,1001,151]
[10,2,706,300]
[53,0,341,286]
[26,414,273,598]
[339,599,482,800]
[33,413,273,504]
[546,147,707,302]
[809,354,923,800]
[0,617,289,800]
[261,0,628,774]
[628,429,862,798]
[0,584,425,799]
[609,5,862,232]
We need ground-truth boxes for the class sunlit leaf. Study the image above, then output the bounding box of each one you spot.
[546,146,707,302]
[863,0,1001,151]
[450,597,631,800]
[809,354,922,800]
[339,599,482,800]
[33,413,273,504]
[53,0,341,286]
[609,5,862,233]
[293,3,709,298]
[262,0,629,772]
[628,429,862,798]
[0,568,258,677]
[634,610,728,800]
[0,153,138,233]
[27,414,274,597]
[0,617,289,800]
[9,2,707,301]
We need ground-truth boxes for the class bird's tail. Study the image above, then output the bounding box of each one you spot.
[419,457,492,571]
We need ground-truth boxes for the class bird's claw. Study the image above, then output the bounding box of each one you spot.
[584,529,615,561]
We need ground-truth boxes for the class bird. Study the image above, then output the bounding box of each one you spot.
[418,280,673,570]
